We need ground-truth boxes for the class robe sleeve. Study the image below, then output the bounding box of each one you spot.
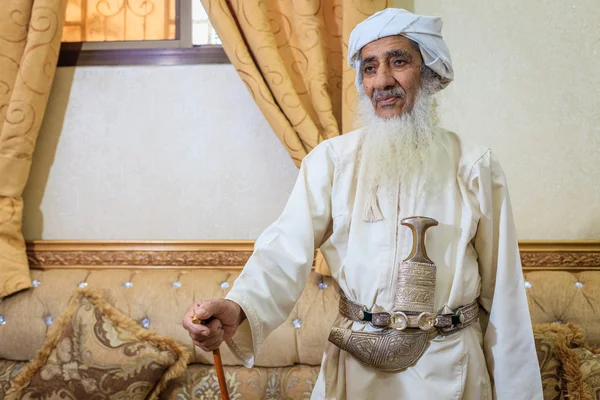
[470,150,543,400]
[223,141,336,367]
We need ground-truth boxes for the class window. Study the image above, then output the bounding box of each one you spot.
[62,0,178,42]
[191,0,221,45]
[59,0,226,66]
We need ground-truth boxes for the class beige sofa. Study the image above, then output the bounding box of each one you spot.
[0,241,599,399]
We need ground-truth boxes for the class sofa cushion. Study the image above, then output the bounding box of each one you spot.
[532,322,600,400]
[0,360,26,399]
[525,271,600,346]
[0,269,338,367]
[573,347,600,400]
[160,363,320,399]
[5,288,189,400]
[533,323,576,400]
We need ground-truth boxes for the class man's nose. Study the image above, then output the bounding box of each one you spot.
[373,65,396,91]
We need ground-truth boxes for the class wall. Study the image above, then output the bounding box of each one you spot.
[22,65,299,240]
[22,0,600,240]
[412,0,600,239]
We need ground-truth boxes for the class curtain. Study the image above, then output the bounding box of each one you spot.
[201,0,390,164]
[0,0,67,297]
[201,0,390,275]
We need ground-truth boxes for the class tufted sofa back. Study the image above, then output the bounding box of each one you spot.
[525,271,600,344]
[1,267,599,368]
[0,269,339,367]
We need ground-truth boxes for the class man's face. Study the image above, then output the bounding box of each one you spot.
[360,36,423,119]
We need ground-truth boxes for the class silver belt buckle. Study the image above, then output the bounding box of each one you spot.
[417,312,437,331]
[390,310,408,330]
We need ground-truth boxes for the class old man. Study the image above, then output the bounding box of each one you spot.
[183,8,543,400]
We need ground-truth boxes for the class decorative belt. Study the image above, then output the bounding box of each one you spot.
[338,290,479,335]
[328,290,480,372]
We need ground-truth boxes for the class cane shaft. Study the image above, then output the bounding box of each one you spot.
[191,315,229,400]
[213,348,229,400]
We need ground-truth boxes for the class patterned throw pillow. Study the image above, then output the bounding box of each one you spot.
[532,322,600,400]
[533,322,588,400]
[161,363,320,399]
[534,325,568,400]
[573,347,600,400]
[6,288,189,400]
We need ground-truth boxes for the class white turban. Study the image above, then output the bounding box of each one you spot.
[348,8,454,92]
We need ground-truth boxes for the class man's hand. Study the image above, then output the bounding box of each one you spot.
[182,299,246,352]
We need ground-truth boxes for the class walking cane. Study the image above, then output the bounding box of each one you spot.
[192,315,230,400]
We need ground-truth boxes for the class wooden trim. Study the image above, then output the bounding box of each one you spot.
[26,240,255,252]
[57,44,230,67]
[519,240,600,272]
[518,240,600,252]
[25,240,600,272]
[26,264,247,270]
[27,241,254,270]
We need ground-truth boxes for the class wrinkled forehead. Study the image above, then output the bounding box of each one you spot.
[359,36,422,64]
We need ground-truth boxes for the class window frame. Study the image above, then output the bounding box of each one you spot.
[58,0,229,66]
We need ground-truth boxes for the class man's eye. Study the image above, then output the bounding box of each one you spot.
[364,66,375,73]
[394,59,406,66]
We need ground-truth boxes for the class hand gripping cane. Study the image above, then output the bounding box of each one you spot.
[192,315,230,400]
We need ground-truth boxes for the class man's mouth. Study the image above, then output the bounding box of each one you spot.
[375,96,399,106]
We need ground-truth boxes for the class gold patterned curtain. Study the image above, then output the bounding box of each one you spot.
[201,0,389,165]
[201,0,389,274]
[0,0,67,297]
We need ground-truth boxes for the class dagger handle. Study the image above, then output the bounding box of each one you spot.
[401,216,438,264]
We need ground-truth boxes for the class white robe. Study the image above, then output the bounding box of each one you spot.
[225,129,543,400]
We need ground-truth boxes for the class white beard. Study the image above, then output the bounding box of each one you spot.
[357,89,441,197]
